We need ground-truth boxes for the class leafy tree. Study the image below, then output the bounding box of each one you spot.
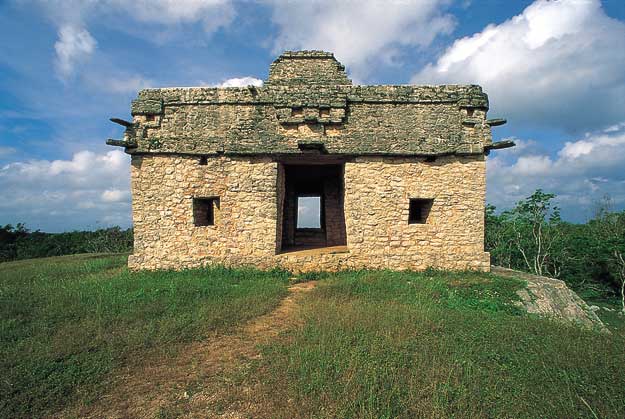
[0,224,30,261]
[485,204,516,268]
[486,190,625,303]
[591,196,625,312]
[505,189,565,277]
[0,224,133,263]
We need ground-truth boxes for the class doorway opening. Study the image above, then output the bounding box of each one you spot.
[279,163,347,252]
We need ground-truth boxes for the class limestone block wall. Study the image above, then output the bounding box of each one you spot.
[128,155,279,270]
[127,84,490,157]
[341,156,489,272]
[276,155,489,273]
[129,154,489,272]
[266,51,351,86]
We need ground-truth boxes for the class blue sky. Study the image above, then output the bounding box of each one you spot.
[1,0,624,232]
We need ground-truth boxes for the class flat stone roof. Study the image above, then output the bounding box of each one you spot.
[110,51,506,157]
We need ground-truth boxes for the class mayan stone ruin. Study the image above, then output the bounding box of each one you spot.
[107,50,513,272]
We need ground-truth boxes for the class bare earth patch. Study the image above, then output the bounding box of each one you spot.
[56,281,316,419]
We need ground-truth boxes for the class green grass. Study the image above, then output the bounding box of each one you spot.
[243,270,625,419]
[0,254,289,418]
[3,256,625,419]
[586,297,625,333]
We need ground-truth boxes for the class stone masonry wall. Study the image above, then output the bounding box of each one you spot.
[129,154,489,272]
[131,99,488,156]
[341,156,489,271]
[129,155,278,270]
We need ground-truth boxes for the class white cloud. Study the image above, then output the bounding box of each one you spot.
[197,77,264,88]
[413,0,625,132]
[297,196,321,228]
[0,150,131,231]
[216,77,264,88]
[198,76,263,87]
[511,155,553,176]
[604,122,625,133]
[559,133,625,160]
[30,0,235,30]
[101,189,130,202]
[54,25,97,78]
[487,123,625,221]
[108,0,235,31]
[29,0,235,79]
[267,0,455,80]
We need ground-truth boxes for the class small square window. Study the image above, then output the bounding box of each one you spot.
[199,156,208,166]
[193,197,219,226]
[408,198,433,224]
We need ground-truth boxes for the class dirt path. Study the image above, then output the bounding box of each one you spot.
[58,281,316,419]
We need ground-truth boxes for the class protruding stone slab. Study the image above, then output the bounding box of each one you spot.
[486,118,507,126]
[486,140,516,150]
[110,118,134,128]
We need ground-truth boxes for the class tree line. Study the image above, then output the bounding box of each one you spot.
[486,190,625,311]
[0,224,133,262]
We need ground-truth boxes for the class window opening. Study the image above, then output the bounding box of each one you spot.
[297,196,321,229]
[408,198,433,224]
[193,197,219,226]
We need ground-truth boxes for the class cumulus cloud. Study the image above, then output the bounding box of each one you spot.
[216,77,264,88]
[108,0,235,32]
[101,189,130,202]
[197,77,264,88]
[487,123,625,221]
[0,150,131,231]
[413,0,625,133]
[54,25,97,78]
[28,0,235,78]
[267,0,455,80]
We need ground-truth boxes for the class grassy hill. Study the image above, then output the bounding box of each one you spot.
[1,254,623,418]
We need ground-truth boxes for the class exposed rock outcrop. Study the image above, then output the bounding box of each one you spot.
[492,266,607,331]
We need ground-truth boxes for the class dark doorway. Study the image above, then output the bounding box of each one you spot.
[280,164,347,252]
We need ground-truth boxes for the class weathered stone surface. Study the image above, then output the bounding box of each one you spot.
[115,51,493,157]
[492,267,607,331]
[128,154,489,272]
[114,50,507,272]
[266,50,351,86]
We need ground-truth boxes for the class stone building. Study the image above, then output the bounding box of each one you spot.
[107,51,513,272]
